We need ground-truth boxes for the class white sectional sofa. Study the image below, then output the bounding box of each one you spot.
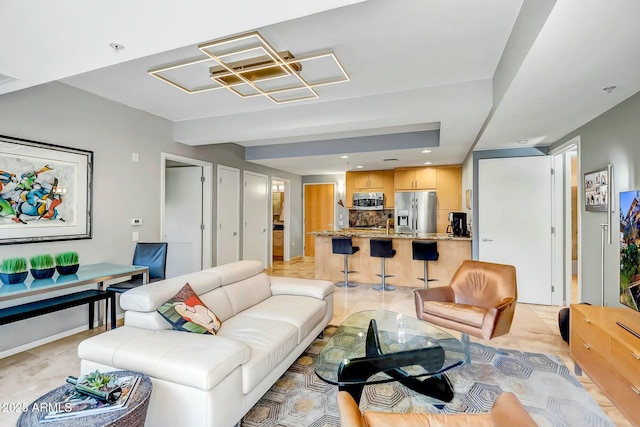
[78,260,334,427]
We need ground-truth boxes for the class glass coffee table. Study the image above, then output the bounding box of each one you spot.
[315,310,466,403]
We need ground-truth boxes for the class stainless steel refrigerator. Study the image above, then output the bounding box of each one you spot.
[394,191,437,234]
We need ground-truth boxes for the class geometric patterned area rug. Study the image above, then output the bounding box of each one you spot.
[241,326,615,427]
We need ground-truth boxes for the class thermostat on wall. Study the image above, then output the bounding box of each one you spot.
[130,218,143,226]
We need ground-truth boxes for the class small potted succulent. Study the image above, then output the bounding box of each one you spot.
[0,257,29,284]
[55,251,80,275]
[29,254,56,280]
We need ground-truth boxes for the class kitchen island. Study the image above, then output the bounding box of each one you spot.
[311,230,471,288]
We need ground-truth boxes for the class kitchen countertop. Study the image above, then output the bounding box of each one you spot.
[310,230,472,241]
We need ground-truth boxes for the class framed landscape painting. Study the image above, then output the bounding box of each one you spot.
[584,167,608,212]
[0,135,93,244]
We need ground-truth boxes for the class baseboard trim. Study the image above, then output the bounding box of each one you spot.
[0,325,88,359]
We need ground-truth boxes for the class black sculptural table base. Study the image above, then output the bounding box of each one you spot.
[336,319,455,403]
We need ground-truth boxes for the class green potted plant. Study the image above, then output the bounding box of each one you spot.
[0,257,29,284]
[55,251,80,275]
[29,254,56,280]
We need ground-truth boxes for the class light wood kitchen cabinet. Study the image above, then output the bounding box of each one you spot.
[345,170,394,208]
[352,170,384,189]
[382,170,394,208]
[273,229,284,260]
[435,166,462,210]
[435,166,462,234]
[395,167,436,190]
[570,304,640,426]
[345,172,355,208]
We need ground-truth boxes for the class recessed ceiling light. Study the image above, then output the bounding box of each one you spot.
[340,155,349,159]
[423,161,432,165]
[421,149,432,154]
[356,165,364,169]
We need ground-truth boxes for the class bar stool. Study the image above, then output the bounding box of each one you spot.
[412,241,439,289]
[332,237,359,288]
[370,239,396,291]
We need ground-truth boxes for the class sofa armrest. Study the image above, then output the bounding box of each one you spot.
[269,275,334,300]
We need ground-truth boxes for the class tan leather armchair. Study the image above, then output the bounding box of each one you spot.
[337,390,537,427]
[414,260,517,341]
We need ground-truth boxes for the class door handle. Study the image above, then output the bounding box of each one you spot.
[233,232,237,236]
[481,238,493,242]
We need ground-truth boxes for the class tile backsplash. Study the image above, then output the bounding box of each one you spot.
[348,209,394,228]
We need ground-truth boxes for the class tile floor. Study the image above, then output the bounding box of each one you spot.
[0,257,631,426]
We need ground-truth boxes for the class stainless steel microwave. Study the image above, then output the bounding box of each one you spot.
[353,192,384,210]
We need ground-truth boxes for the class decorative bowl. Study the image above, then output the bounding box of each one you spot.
[56,264,79,275]
[0,271,28,284]
[30,268,56,280]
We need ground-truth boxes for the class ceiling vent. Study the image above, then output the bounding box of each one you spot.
[383,158,398,162]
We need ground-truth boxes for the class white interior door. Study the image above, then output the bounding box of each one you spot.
[165,166,202,277]
[243,171,269,265]
[217,165,240,266]
[478,156,553,305]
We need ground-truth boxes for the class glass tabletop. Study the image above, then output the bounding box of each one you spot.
[315,310,465,386]
[0,263,149,302]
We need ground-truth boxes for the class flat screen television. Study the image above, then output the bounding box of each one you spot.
[620,190,640,311]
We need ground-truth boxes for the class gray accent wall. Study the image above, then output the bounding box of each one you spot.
[0,82,303,354]
[551,89,640,308]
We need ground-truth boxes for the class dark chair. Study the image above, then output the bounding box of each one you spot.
[412,241,439,288]
[332,237,359,288]
[369,239,396,291]
[106,242,168,294]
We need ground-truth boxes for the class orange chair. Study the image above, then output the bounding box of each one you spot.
[337,390,537,427]
[414,260,517,362]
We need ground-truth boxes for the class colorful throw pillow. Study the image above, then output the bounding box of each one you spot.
[157,283,222,335]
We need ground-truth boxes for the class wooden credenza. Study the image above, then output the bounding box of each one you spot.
[570,304,640,426]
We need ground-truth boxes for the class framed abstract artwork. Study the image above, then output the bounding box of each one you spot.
[0,135,93,244]
[584,167,608,212]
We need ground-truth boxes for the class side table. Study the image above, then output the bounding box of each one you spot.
[17,371,152,427]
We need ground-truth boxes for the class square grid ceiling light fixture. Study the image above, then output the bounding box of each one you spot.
[148,32,349,104]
